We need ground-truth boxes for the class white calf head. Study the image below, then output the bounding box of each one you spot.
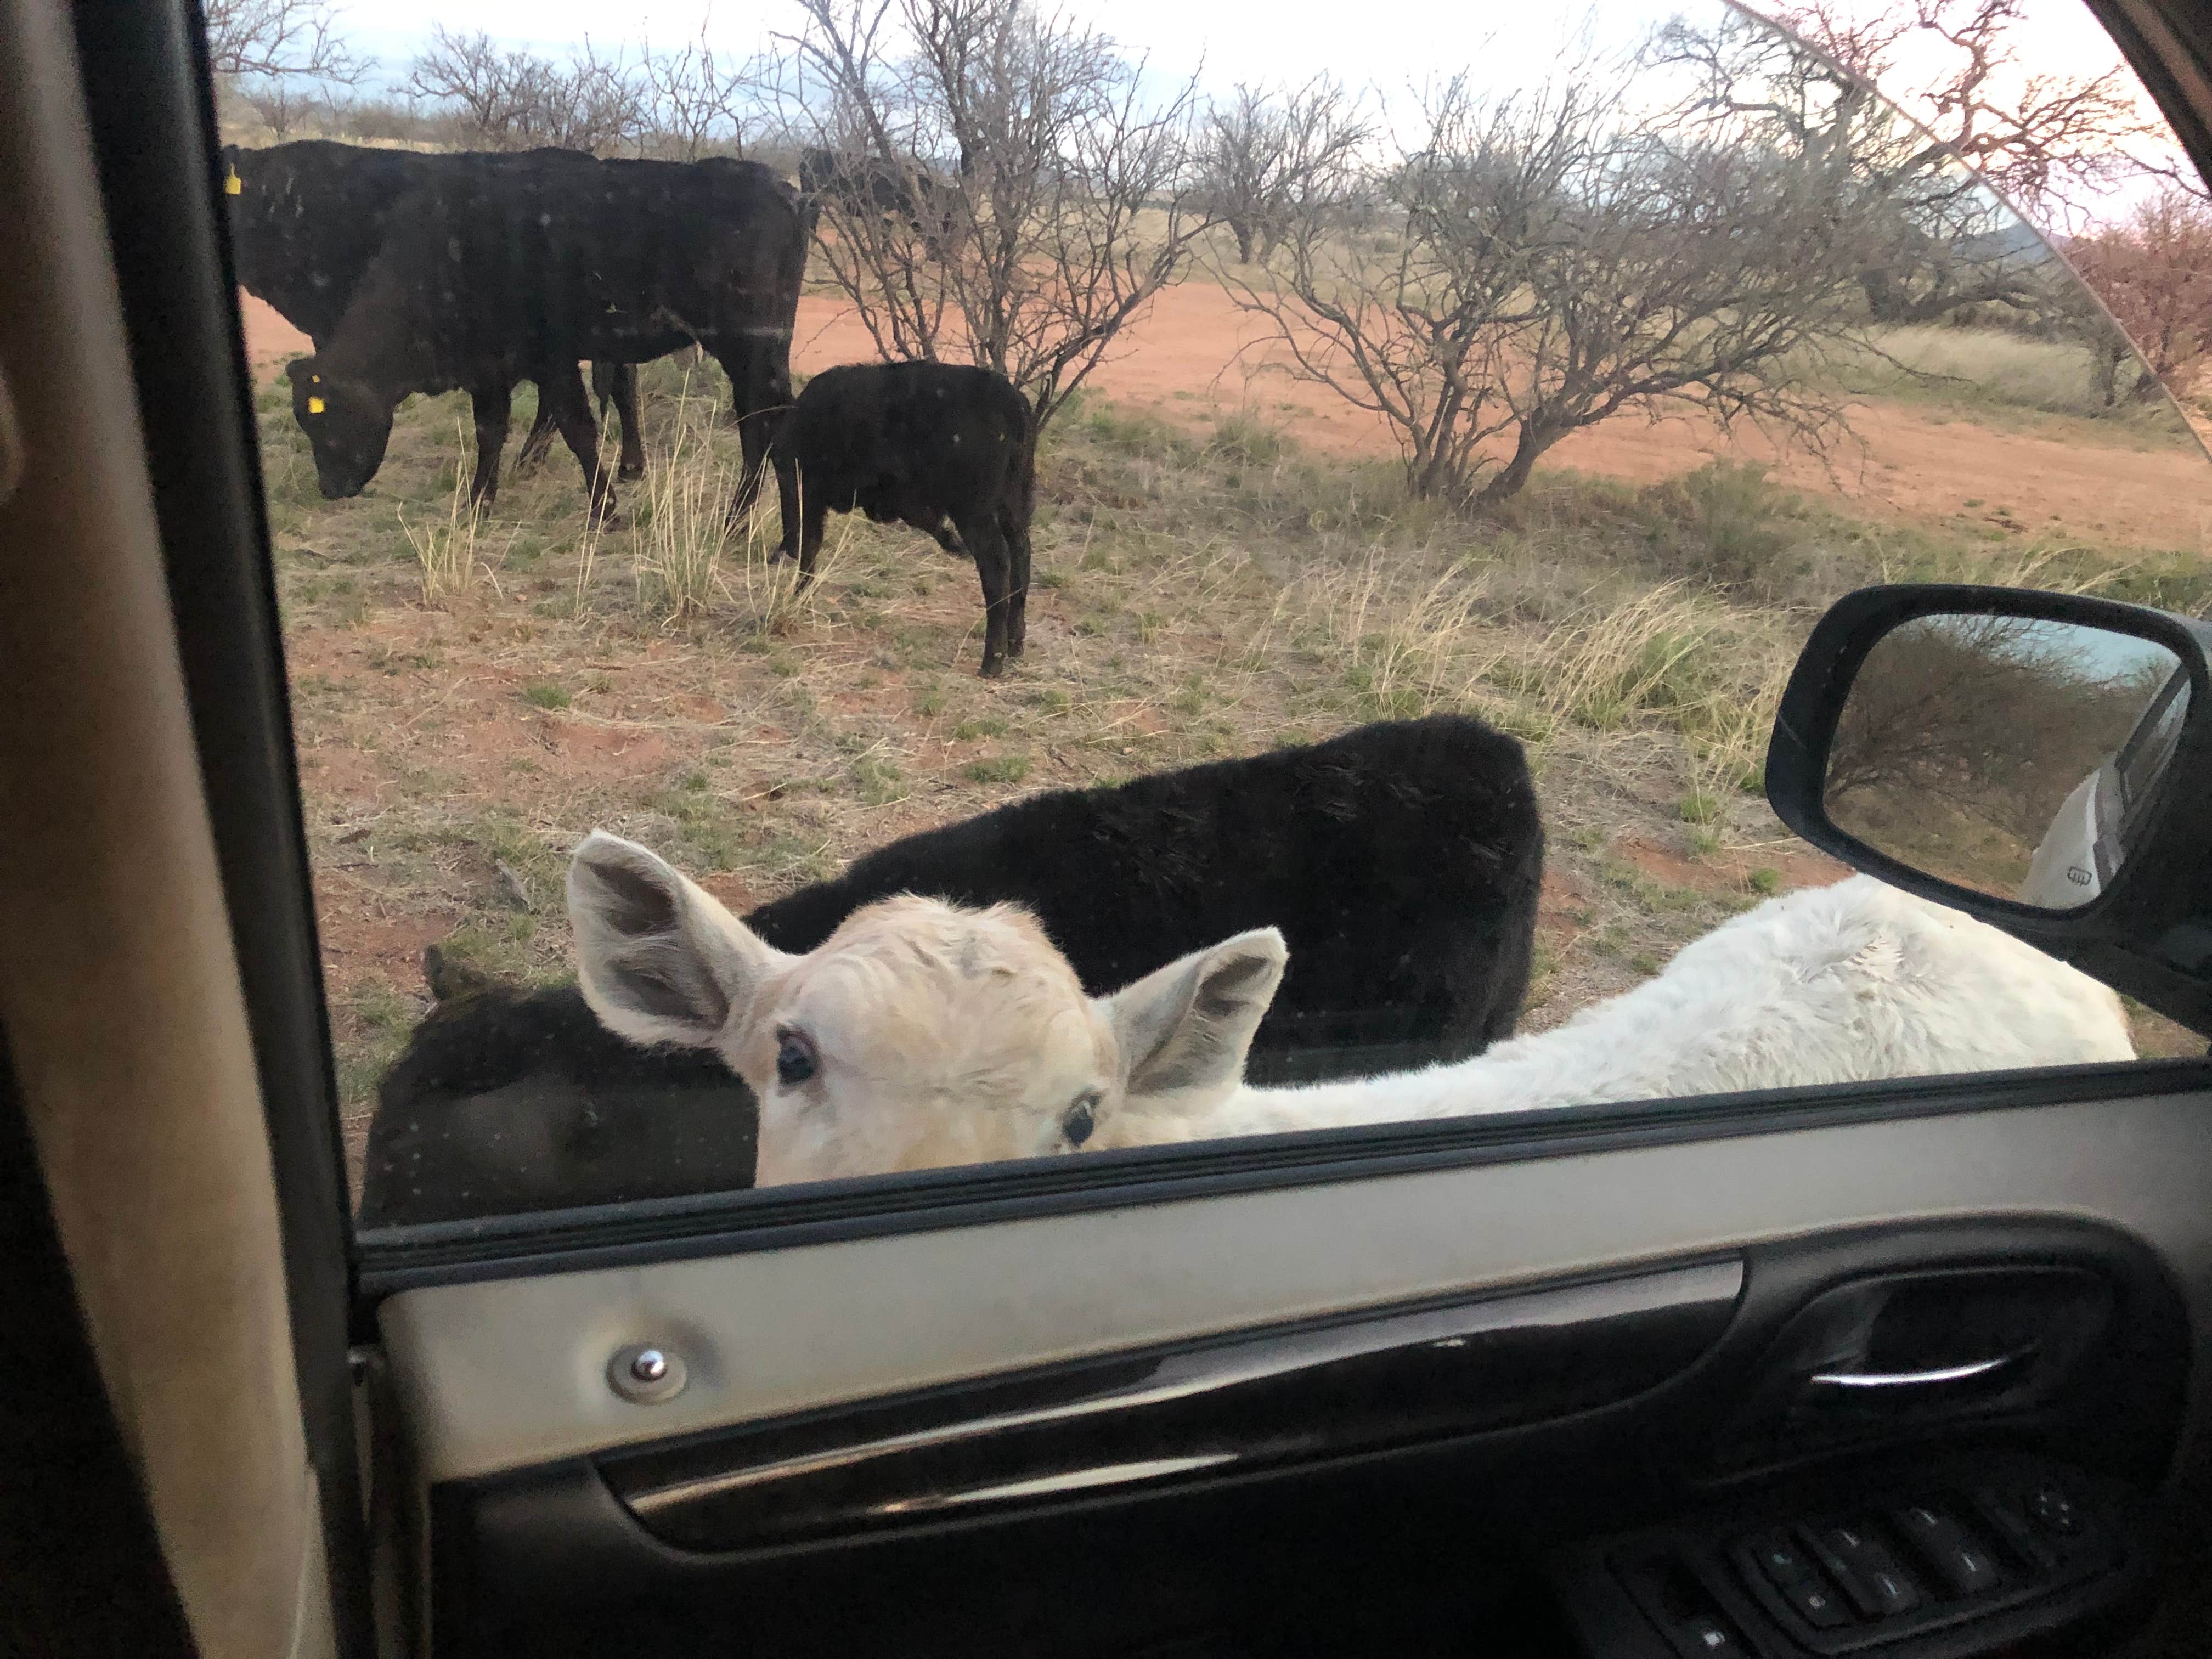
[566,831,1286,1184]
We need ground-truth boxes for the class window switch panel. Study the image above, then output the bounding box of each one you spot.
[1892,1505,2003,1597]
[1807,1522,1925,1618]
[1779,1574,1852,1629]
[1745,1530,1818,1589]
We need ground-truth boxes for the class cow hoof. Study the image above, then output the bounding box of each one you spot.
[978,658,1006,679]
[619,462,645,482]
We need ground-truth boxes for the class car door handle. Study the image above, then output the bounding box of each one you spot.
[1805,1348,2035,1392]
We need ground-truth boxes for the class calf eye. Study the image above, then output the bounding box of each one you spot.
[1062,1091,1100,1148]
[776,1029,818,1088]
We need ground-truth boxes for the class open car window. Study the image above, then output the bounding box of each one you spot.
[217,0,2212,1239]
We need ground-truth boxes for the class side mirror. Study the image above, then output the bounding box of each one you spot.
[1768,584,2212,1036]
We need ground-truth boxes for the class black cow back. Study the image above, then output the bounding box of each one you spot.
[334,151,805,383]
[748,713,1543,1081]
[361,715,1542,1223]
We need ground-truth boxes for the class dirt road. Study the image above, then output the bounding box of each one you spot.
[242,284,2211,550]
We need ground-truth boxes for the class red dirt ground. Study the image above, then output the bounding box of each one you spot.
[240,285,2212,552]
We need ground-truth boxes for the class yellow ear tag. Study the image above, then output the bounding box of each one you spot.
[307,396,325,414]
[224,168,241,195]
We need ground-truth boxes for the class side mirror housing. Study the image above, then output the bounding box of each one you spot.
[1767,584,2212,1036]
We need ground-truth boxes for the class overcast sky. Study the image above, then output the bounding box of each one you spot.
[343,0,1695,100]
[335,0,2177,212]
[340,0,2143,95]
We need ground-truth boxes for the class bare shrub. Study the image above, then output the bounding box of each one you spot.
[776,0,1213,431]
[1660,11,2059,330]
[2066,189,2212,402]
[1772,0,2159,233]
[1195,80,1371,266]
[641,23,755,160]
[236,77,318,139]
[202,0,367,84]
[1227,49,1881,508]
[406,26,648,155]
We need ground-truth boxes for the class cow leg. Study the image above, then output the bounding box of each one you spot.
[956,512,1012,678]
[1001,506,1031,657]
[793,498,828,588]
[468,381,512,510]
[596,362,645,481]
[719,336,794,522]
[515,388,557,473]
[542,361,617,523]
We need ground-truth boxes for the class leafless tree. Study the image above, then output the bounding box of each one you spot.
[1197,80,1372,264]
[1662,10,2053,326]
[2066,188,2212,401]
[239,77,314,139]
[642,22,755,160]
[1771,0,2160,229]
[407,26,648,155]
[775,0,1213,431]
[1222,53,1888,507]
[202,0,367,84]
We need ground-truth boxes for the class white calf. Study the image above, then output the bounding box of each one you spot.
[566,831,1286,1184]
[1101,874,2135,1149]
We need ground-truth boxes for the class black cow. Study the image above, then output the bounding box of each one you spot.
[797,145,956,245]
[748,712,1543,1068]
[283,150,805,520]
[774,360,1034,676]
[359,714,1542,1223]
[221,140,647,483]
[356,949,758,1228]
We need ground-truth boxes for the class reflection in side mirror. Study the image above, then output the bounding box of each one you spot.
[1822,614,2188,911]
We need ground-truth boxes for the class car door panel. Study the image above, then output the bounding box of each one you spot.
[379,1077,2211,1656]
[379,1081,2212,1486]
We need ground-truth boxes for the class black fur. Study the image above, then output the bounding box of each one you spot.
[359,715,1541,1224]
[219,140,646,478]
[772,360,1036,676]
[749,713,1543,1074]
[357,961,757,1229]
[281,149,805,518]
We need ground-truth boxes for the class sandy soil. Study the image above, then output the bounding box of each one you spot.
[241,283,2212,554]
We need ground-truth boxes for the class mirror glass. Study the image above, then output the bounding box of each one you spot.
[1825,614,2188,909]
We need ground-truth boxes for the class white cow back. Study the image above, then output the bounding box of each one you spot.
[1101,876,2134,1147]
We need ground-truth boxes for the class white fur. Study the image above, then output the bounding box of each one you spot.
[565,830,1286,1184]
[1100,876,2135,1148]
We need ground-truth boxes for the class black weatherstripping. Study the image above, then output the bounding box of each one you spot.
[353,1055,2212,1295]
[600,1260,1745,1552]
[67,1,371,1652]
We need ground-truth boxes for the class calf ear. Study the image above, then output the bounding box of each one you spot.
[1103,929,1287,1106]
[567,831,790,1050]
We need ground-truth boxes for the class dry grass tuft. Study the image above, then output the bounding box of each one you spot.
[398,433,509,606]
[629,385,738,620]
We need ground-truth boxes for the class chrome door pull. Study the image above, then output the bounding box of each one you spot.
[1807,1349,2033,1391]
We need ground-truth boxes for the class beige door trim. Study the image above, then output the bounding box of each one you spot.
[0,2,330,1655]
